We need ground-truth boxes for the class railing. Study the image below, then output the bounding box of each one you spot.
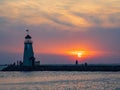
[24,40,33,43]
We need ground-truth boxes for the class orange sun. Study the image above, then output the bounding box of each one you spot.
[77,52,83,58]
[68,51,85,58]
[67,49,97,60]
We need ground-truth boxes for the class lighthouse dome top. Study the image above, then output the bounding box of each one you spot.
[25,35,32,39]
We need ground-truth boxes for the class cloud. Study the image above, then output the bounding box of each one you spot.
[0,0,119,28]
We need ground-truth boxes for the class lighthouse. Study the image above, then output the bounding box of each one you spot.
[23,30,35,66]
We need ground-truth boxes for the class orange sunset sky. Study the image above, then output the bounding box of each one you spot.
[0,0,120,64]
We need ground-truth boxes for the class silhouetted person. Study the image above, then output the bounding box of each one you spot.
[84,62,88,67]
[76,60,78,65]
[30,57,35,66]
[19,61,23,66]
[13,62,16,66]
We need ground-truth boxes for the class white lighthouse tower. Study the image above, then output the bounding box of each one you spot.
[23,30,35,66]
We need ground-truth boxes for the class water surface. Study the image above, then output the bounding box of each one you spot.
[0,71,120,90]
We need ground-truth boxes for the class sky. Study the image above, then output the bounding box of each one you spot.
[0,0,120,64]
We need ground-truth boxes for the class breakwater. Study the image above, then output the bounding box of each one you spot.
[1,64,120,71]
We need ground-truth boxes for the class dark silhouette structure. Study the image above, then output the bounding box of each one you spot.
[23,30,35,66]
[2,64,120,71]
[76,60,78,65]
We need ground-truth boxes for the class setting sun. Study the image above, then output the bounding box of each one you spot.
[77,52,83,58]
[68,50,85,58]
[67,50,97,59]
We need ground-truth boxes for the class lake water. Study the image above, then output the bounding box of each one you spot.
[0,71,120,90]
